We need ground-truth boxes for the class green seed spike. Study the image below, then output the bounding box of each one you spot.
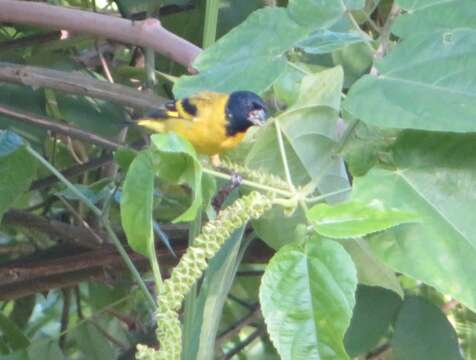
[136,191,273,360]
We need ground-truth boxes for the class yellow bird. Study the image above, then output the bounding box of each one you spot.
[135,91,268,156]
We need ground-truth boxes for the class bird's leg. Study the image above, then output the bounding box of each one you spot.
[210,154,221,168]
[212,172,243,213]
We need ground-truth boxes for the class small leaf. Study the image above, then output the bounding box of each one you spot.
[297,30,366,54]
[0,313,30,351]
[120,150,155,256]
[0,132,36,222]
[260,237,357,360]
[151,133,203,223]
[307,200,419,239]
[72,322,115,360]
[0,130,23,157]
[392,296,463,360]
[114,148,137,173]
[344,285,402,356]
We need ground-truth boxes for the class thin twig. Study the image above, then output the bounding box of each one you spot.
[217,304,261,347]
[220,327,265,359]
[59,288,71,349]
[0,0,201,69]
[274,120,295,192]
[0,62,167,110]
[0,104,125,150]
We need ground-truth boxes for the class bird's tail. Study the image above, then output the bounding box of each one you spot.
[136,119,166,132]
[123,109,168,132]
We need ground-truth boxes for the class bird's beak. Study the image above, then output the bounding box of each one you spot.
[248,109,267,126]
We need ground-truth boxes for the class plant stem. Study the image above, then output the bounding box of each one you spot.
[26,146,157,311]
[305,187,353,203]
[202,0,220,48]
[203,168,294,198]
[274,120,295,192]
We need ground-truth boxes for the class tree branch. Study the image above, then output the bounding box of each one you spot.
[0,0,201,70]
[0,104,125,150]
[0,62,167,110]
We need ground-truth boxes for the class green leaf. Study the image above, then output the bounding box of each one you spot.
[307,200,419,239]
[248,67,349,199]
[72,322,115,360]
[260,237,357,360]
[56,92,125,138]
[2,340,63,360]
[174,2,366,97]
[278,66,350,198]
[120,150,155,256]
[0,130,23,156]
[344,285,402,356]
[114,148,137,173]
[183,227,245,360]
[26,340,64,360]
[0,313,30,351]
[0,132,36,222]
[392,296,463,360]
[352,131,476,312]
[393,0,476,37]
[342,239,404,297]
[344,29,476,132]
[151,133,203,223]
[252,205,307,250]
[0,84,46,145]
[297,30,365,54]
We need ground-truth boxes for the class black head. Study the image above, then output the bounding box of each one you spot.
[225,91,268,136]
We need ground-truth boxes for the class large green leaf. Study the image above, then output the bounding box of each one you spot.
[344,285,402,356]
[353,131,476,312]
[344,1,476,132]
[393,0,476,37]
[248,67,349,194]
[0,131,36,222]
[307,200,419,239]
[174,1,366,97]
[260,237,357,360]
[342,239,403,297]
[151,133,203,222]
[278,66,350,199]
[120,150,155,256]
[392,296,463,360]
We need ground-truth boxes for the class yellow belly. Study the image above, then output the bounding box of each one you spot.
[163,119,246,155]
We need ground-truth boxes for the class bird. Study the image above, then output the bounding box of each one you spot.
[134,91,268,158]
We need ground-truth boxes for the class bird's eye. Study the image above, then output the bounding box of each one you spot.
[251,102,263,110]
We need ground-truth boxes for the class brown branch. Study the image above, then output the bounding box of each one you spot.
[0,0,201,69]
[217,304,261,347]
[0,238,274,300]
[0,103,125,150]
[0,62,167,110]
[2,209,102,250]
[220,327,265,359]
